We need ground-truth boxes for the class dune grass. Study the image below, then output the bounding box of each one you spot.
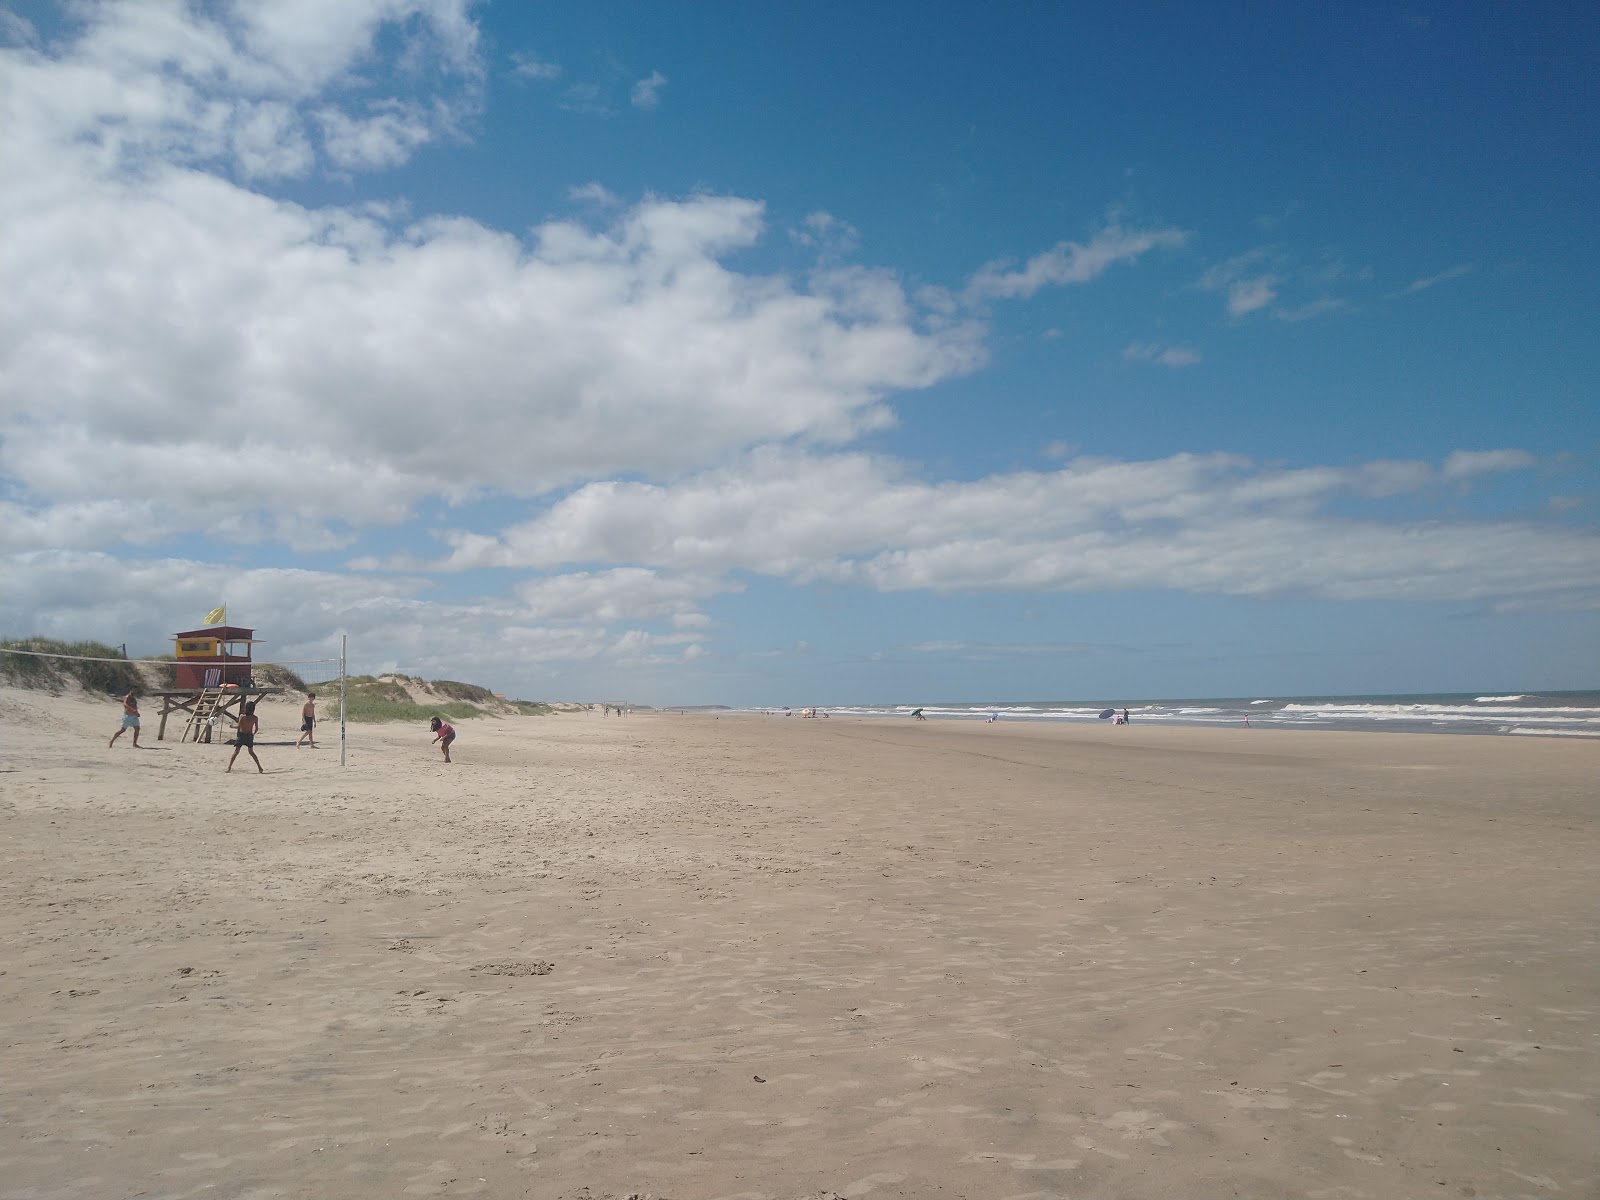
[0,638,143,694]
[333,675,497,724]
[340,695,490,724]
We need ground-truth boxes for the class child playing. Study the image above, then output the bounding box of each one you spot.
[429,715,455,763]
[109,687,142,748]
[295,692,316,748]
[227,701,264,773]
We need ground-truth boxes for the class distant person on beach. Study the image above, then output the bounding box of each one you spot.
[911,708,926,720]
[430,715,455,763]
[1122,708,1130,724]
[226,702,264,773]
[295,693,316,748]
[109,688,141,748]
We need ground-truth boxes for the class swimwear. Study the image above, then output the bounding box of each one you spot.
[121,713,140,729]
[301,718,315,732]
[237,732,254,747]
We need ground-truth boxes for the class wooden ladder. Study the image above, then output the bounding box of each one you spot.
[183,688,226,742]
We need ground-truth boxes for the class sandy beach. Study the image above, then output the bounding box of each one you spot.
[1,688,1595,1200]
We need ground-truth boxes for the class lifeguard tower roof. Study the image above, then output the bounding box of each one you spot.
[173,625,260,642]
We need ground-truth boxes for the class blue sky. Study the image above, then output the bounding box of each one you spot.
[1,1,1596,706]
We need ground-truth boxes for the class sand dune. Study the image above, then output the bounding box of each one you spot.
[2,688,1595,1199]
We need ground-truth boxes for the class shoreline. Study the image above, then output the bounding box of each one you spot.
[3,687,1596,1197]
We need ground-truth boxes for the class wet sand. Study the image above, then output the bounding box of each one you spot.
[1,688,1596,1199]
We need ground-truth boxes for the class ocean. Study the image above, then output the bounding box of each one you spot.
[751,691,1600,738]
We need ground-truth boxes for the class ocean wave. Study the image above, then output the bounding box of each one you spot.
[1475,694,1527,703]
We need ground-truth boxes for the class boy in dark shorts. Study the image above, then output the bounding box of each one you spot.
[227,701,264,773]
[296,692,316,748]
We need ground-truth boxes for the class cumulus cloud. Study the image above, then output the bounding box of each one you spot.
[2,90,987,551]
[1,0,481,183]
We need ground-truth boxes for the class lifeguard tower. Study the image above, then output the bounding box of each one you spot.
[172,625,258,689]
[153,623,281,742]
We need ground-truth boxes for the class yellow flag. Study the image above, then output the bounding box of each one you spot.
[204,605,226,626]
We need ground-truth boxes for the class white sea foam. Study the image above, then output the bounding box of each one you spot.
[1475,694,1527,703]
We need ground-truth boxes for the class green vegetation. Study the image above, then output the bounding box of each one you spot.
[509,701,556,715]
[430,679,497,703]
[0,638,143,694]
[254,662,309,691]
[336,674,500,723]
[341,695,487,723]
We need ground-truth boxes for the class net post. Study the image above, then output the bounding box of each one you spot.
[339,634,347,767]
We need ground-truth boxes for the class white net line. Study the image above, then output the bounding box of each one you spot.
[0,647,332,666]
[1,645,342,686]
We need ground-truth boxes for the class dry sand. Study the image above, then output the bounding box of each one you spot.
[1,687,1596,1200]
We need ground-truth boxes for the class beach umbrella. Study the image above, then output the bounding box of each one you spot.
[1098,708,1115,719]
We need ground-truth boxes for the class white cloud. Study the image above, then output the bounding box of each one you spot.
[1123,342,1201,368]
[511,51,561,81]
[1392,263,1475,298]
[1,120,987,549]
[568,181,620,206]
[1441,449,1536,481]
[967,223,1188,300]
[631,70,667,110]
[317,100,437,170]
[1198,247,1354,322]
[1196,249,1280,317]
[1226,276,1276,315]
[1,1,481,183]
[513,568,738,623]
[410,446,1594,611]
[791,210,861,258]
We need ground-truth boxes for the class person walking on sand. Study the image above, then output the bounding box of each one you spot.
[226,702,264,773]
[109,687,142,748]
[429,715,456,763]
[295,692,316,748]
